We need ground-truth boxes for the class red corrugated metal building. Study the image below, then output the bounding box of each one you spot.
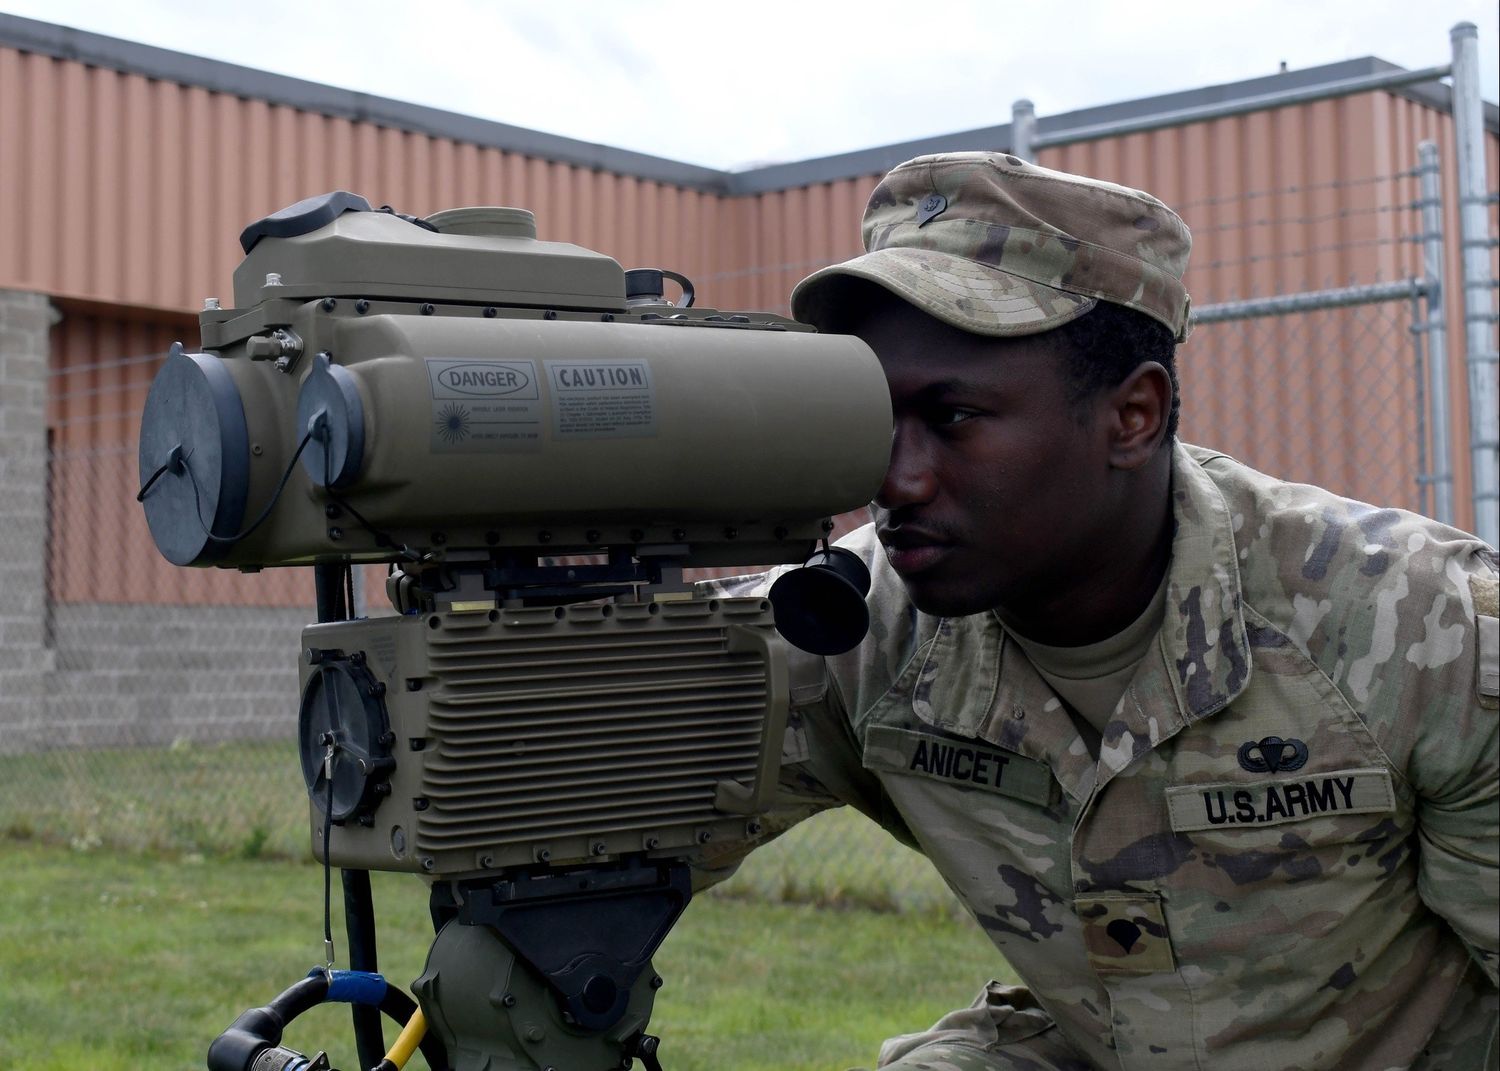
[1,12,1496,617]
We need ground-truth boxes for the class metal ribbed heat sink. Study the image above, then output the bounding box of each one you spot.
[414,601,777,857]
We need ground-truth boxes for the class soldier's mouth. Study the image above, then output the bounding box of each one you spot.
[881,538,954,575]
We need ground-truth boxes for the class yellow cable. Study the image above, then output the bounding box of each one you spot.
[385,1007,427,1070]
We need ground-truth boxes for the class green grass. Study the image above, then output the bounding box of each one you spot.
[0,840,1013,1070]
[0,741,964,914]
[0,740,308,859]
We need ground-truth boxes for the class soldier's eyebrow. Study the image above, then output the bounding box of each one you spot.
[908,380,985,404]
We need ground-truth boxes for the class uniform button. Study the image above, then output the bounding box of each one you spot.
[1012,706,1025,720]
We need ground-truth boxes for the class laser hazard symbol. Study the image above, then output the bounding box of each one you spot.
[426,359,542,452]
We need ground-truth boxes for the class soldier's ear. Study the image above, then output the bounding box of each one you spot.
[1106,361,1171,471]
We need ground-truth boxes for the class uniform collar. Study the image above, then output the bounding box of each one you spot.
[909,442,1251,800]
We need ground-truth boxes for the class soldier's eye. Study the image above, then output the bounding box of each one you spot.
[932,406,980,427]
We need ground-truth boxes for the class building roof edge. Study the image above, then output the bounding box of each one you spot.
[3,12,1493,195]
[0,12,732,193]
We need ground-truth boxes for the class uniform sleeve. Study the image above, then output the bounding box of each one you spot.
[688,656,895,891]
[1410,558,1500,987]
[688,571,899,890]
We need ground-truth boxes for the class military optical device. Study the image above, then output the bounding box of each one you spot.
[137,192,890,1071]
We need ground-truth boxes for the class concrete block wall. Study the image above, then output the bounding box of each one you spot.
[0,289,54,745]
[23,603,311,753]
[1,287,312,755]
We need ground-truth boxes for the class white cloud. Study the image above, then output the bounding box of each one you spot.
[2,0,1495,168]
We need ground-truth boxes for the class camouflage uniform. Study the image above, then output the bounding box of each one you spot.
[708,446,1498,1069]
[701,152,1499,1069]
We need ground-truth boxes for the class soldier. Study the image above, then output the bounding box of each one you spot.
[702,152,1499,1070]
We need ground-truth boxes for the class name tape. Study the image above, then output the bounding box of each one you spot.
[863,725,1054,806]
[1166,767,1395,833]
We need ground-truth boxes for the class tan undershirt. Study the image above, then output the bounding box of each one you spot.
[998,574,1169,750]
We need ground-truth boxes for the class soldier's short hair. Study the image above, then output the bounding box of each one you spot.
[1052,300,1181,443]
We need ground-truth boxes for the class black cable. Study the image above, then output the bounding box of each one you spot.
[320,432,420,563]
[343,869,385,1069]
[327,490,421,561]
[134,454,177,501]
[323,749,336,967]
[208,972,450,1071]
[158,429,316,545]
[312,560,386,1069]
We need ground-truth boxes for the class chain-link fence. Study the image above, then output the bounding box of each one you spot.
[1,143,1494,917]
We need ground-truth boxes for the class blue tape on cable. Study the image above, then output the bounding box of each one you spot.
[322,969,389,1006]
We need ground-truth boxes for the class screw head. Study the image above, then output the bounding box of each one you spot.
[355,299,370,314]
[320,297,337,312]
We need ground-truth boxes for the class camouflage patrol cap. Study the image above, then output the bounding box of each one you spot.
[791,152,1193,342]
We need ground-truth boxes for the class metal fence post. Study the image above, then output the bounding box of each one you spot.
[1417,141,1454,524]
[1011,99,1036,163]
[1451,21,1498,543]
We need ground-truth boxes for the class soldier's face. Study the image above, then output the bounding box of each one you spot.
[852,298,1118,619]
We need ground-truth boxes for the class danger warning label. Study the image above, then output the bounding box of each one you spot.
[426,359,542,452]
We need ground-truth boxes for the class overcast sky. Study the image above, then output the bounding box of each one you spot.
[2,0,1496,170]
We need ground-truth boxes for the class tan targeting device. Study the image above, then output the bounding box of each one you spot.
[139,193,890,1071]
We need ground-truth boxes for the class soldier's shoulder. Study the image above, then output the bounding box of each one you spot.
[1188,446,1492,602]
[830,523,932,715]
[1189,446,1497,714]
